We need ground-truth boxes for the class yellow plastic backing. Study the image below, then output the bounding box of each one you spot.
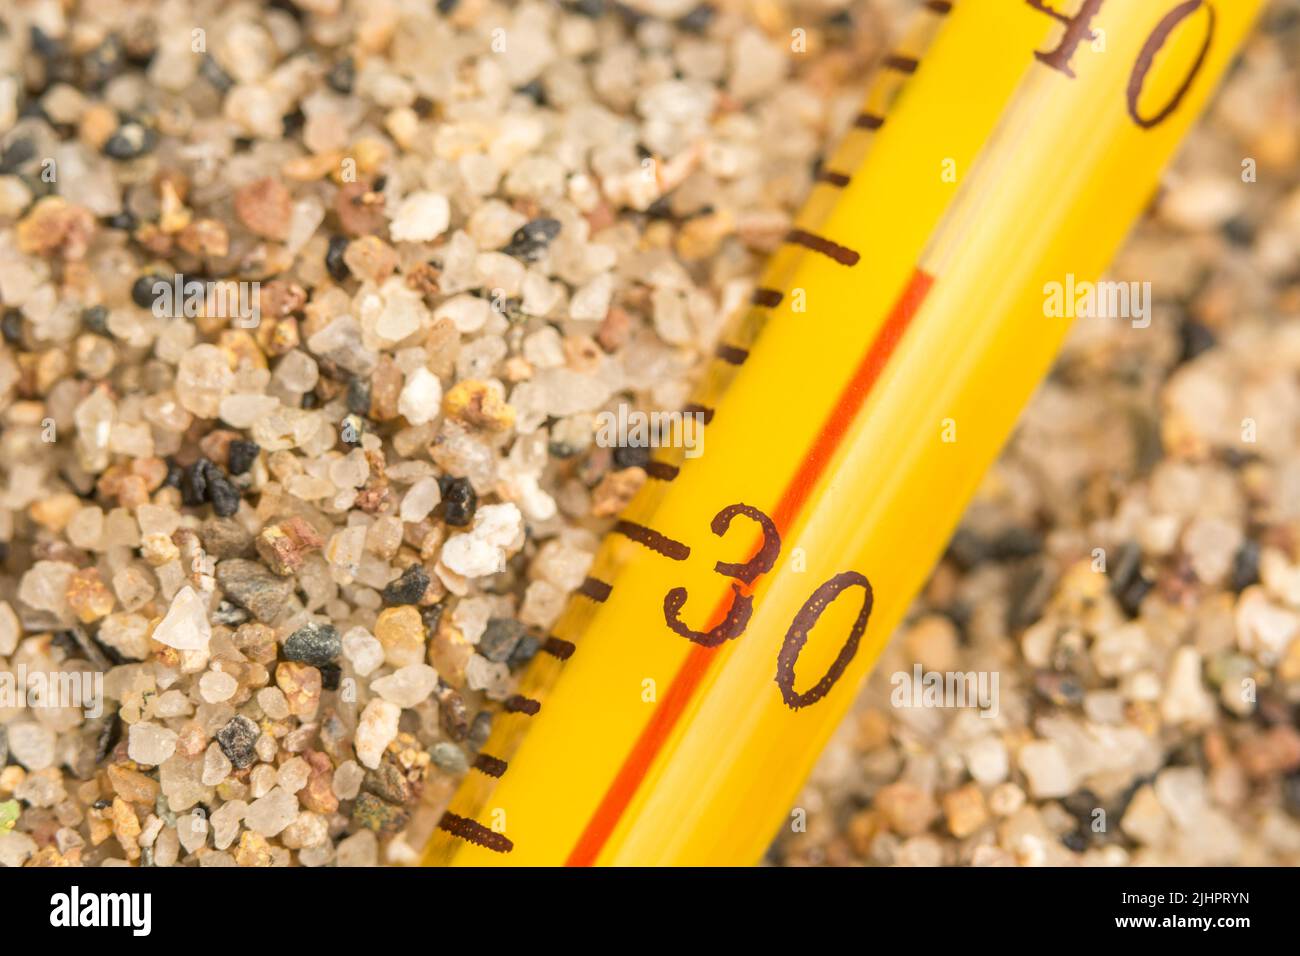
[425,0,1264,866]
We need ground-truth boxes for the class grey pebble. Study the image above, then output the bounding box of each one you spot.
[429,742,468,774]
[215,559,293,623]
[215,714,260,770]
[479,617,526,662]
[283,622,341,667]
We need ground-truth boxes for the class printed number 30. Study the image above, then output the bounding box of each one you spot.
[662,503,874,710]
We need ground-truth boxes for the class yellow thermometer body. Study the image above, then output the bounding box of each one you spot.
[425,0,1263,866]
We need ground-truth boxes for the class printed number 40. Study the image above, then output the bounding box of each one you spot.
[1028,0,1217,129]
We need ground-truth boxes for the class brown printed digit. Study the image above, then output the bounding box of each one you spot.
[1126,1,1216,129]
[775,571,874,710]
[661,502,780,647]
